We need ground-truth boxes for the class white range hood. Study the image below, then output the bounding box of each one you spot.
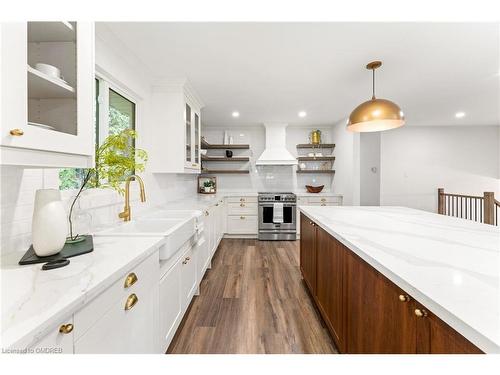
[255,123,298,166]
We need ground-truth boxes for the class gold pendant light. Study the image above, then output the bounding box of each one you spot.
[347,61,405,132]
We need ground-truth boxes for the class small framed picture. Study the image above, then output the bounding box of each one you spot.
[198,176,217,194]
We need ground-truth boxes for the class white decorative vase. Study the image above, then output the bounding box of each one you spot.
[32,189,67,257]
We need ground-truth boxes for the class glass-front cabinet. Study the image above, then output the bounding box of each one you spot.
[0,21,94,168]
[184,98,201,170]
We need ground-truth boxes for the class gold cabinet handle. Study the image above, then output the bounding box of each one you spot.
[205,210,209,216]
[124,294,138,311]
[240,216,245,219]
[186,257,191,261]
[321,198,326,202]
[10,128,24,136]
[321,203,326,206]
[215,203,219,207]
[59,323,73,334]
[414,308,428,318]
[124,272,138,288]
[398,294,410,302]
[240,198,245,202]
[240,203,245,207]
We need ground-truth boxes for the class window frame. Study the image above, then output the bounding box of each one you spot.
[59,71,141,196]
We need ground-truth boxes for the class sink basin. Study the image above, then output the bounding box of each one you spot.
[95,216,196,261]
[95,218,184,237]
[145,209,201,220]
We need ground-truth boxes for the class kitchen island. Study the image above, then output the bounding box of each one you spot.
[298,206,500,354]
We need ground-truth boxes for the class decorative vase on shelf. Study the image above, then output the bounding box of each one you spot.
[31,189,67,257]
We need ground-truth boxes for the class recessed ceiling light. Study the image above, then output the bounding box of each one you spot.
[232,111,240,118]
[298,111,307,118]
[455,112,466,119]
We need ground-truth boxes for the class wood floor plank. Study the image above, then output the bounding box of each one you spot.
[167,239,337,354]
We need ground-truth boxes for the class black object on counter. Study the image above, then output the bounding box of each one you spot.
[42,258,70,270]
[19,235,94,266]
[225,150,233,158]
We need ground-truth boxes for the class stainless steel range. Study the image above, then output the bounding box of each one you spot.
[258,192,297,240]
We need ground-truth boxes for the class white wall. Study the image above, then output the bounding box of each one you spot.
[360,132,381,205]
[330,119,360,205]
[0,26,198,256]
[380,125,500,212]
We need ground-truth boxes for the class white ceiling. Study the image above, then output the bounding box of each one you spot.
[98,22,499,127]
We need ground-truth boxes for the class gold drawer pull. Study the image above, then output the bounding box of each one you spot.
[124,272,138,288]
[125,294,138,311]
[321,198,326,202]
[215,203,219,207]
[240,216,245,219]
[398,294,410,302]
[59,323,73,334]
[10,128,24,136]
[205,210,209,216]
[240,203,245,207]
[240,198,245,202]
[321,203,326,206]
[414,308,427,318]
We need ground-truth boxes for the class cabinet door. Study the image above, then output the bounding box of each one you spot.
[299,213,316,294]
[415,306,482,354]
[316,227,345,352]
[159,258,182,351]
[184,102,192,168]
[75,284,158,354]
[180,246,197,311]
[1,22,94,164]
[29,317,74,354]
[193,111,200,168]
[346,251,416,353]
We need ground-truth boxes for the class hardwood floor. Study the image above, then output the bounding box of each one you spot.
[167,239,338,354]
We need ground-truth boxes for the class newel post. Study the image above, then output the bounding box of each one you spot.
[438,188,445,215]
[483,192,495,225]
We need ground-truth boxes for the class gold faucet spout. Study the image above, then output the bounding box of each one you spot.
[119,174,146,221]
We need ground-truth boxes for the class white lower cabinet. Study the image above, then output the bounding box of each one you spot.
[296,195,343,236]
[159,255,182,351]
[225,196,258,235]
[28,316,74,354]
[227,215,258,234]
[180,246,197,310]
[73,252,160,354]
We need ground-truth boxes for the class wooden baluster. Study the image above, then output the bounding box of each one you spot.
[438,188,445,215]
[483,192,494,225]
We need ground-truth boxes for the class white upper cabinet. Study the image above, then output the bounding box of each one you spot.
[150,80,204,173]
[0,22,94,168]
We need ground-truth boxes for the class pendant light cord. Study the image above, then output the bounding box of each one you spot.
[372,68,376,100]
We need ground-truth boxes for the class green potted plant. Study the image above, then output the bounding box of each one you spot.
[67,129,148,242]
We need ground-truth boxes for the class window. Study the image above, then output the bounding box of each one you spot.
[59,77,136,190]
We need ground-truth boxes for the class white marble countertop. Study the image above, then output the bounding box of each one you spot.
[1,236,163,349]
[298,205,500,353]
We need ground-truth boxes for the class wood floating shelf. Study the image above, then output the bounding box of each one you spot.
[201,170,250,174]
[296,143,336,149]
[201,139,250,150]
[297,170,335,174]
[201,156,250,162]
[297,156,336,161]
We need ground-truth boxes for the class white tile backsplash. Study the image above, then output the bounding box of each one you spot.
[0,166,198,256]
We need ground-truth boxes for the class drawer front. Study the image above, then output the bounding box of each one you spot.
[28,316,74,354]
[226,215,258,234]
[226,196,257,203]
[227,202,258,215]
[307,196,342,204]
[74,251,159,340]
[307,202,341,207]
[74,283,159,354]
